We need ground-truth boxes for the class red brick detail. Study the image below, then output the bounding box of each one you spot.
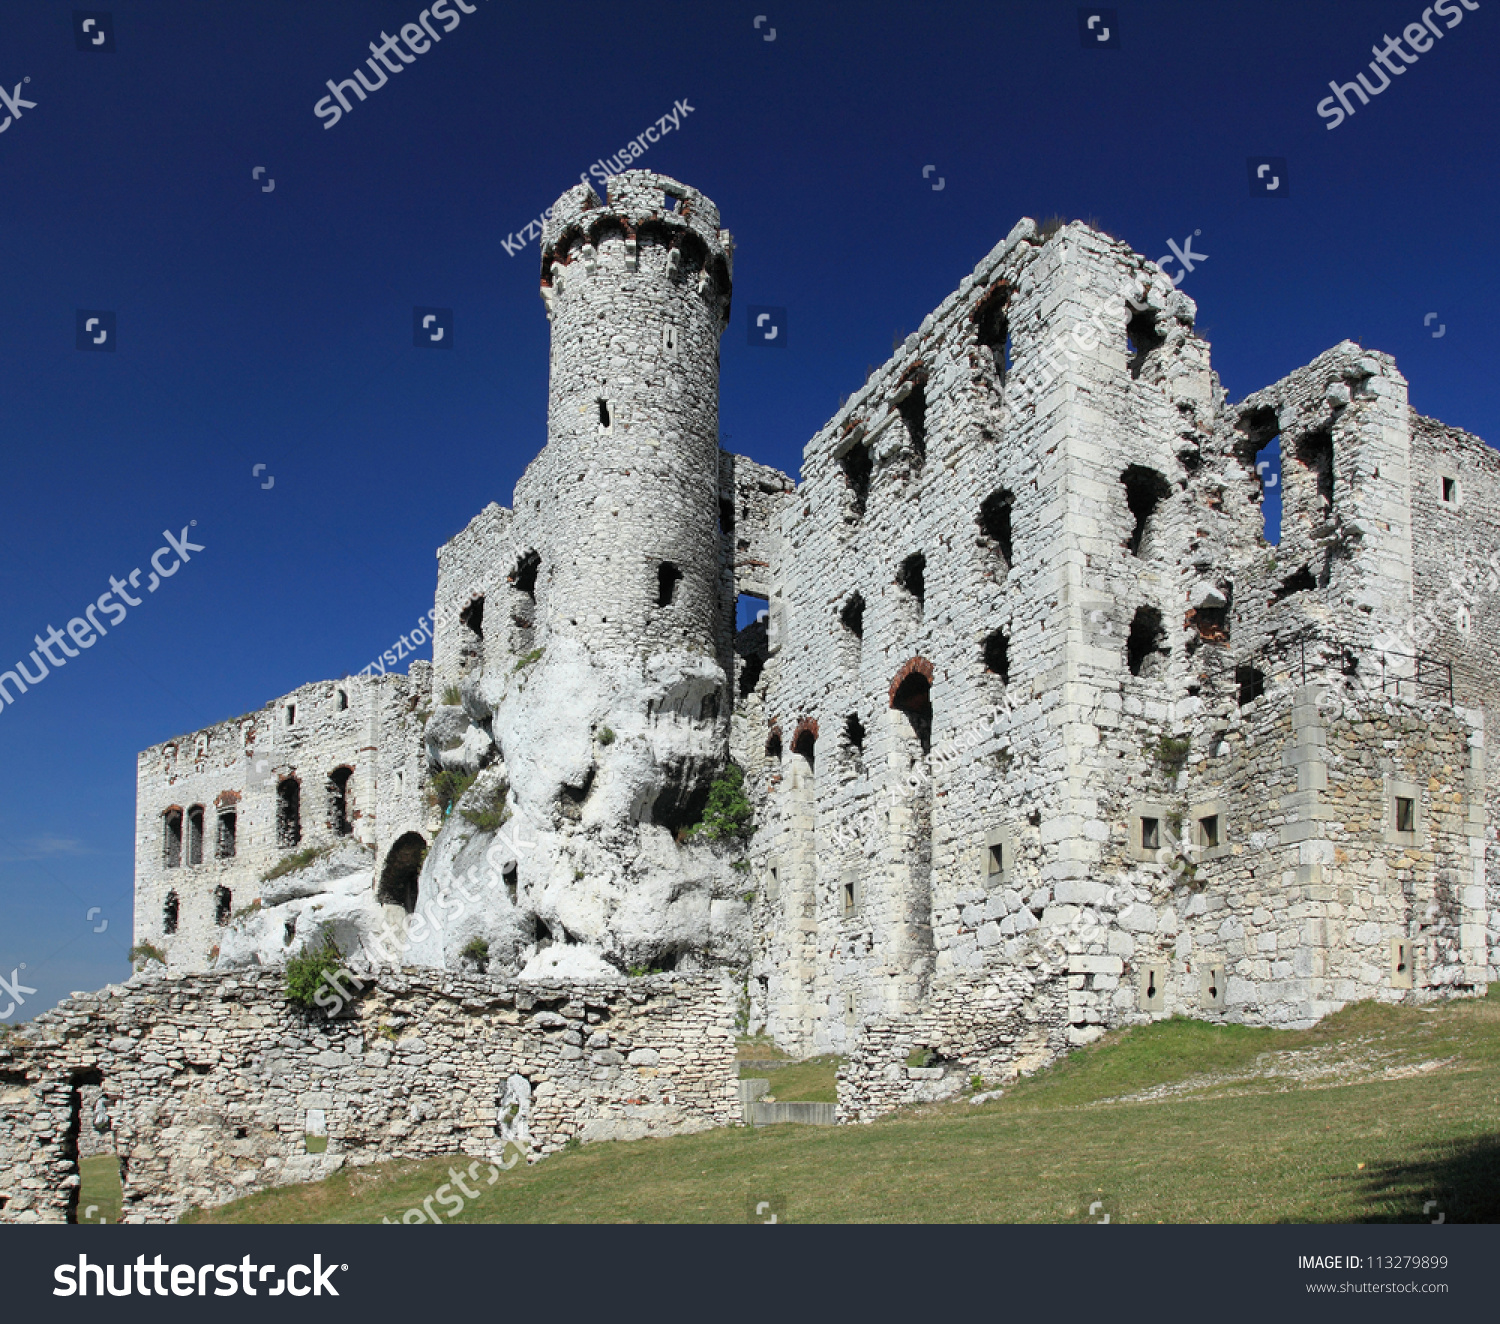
[215,790,242,808]
[888,656,935,707]
[791,716,819,747]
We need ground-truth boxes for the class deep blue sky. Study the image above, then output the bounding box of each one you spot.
[2,0,1496,1018]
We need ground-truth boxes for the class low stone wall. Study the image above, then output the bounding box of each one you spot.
[836,966,1068,1122]
[0,969,738,1224]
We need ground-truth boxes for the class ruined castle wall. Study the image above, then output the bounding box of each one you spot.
[754,221,1231,1057]
[836,681,1487,1119]
[1408,413,1500,982]
[0,971,736,1224]
[432,502,516,688]
[133,671,430,972]
[1227,346,1416,660]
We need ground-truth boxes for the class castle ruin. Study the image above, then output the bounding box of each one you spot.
[4,170,1496,1218]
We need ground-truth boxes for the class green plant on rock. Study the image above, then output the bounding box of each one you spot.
[597,726,615,746]
[284,924,348,1012]
[460,779,510,832]
[461,937,490,971]
[441,684,463,706]
[514,648,544,672]
[231,899,262,922]
[1151,735,1192,776]
[429,769,478,816]
[128,942,166,971]
[688,763,754,842]
[262,844,332,883]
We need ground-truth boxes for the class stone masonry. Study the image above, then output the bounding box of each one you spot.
[0,971,736,1223]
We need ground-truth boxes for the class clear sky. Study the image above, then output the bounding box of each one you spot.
[2,0,1496,1019]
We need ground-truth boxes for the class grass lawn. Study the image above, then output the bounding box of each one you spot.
[740,1055,841,1103]
[78,1154,122,1224]
[183,997,1500,1224]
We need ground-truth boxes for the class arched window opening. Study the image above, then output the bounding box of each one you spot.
[163,809,183,870]
[214,886,232,927]
[791,726,817,771]
[276,778,302,849]
[891,670,933,755]
[377,832,427,914]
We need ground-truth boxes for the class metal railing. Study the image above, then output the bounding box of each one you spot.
[1197,628,1453,708]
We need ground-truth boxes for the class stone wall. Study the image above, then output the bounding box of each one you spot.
[0,970,737,1224]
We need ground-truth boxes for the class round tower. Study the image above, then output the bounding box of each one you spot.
[535,171,733,658]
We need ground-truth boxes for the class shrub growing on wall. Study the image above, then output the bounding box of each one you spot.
[690,763,754,842]
[284,924,348,1011]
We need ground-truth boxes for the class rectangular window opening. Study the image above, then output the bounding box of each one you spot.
[186,806,204,866]
[285,703,296,727]
[1141,817,1160,851]
[216,810,237,859]
[1395,796,1415,834]
[1199,814,1220,849]
[1442,476,1457,503]
[987,842,1003,876]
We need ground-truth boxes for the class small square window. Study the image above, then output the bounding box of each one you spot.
[987,842,1004,876]
[1441,477,1457,503]
[1141,817,1160,851]
[1395,796,1415,834]
[1199,814,1220,849]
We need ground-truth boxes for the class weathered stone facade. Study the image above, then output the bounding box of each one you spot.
[0,971,736,1223]
[8,169,1494,1219]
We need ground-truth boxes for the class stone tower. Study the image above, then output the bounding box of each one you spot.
[534,172,734,657]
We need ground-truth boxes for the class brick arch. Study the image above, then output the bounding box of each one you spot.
[791,716,819,746]
[888,656,934,708]
[765,721,783,757]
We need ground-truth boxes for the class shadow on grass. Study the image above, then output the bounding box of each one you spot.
[1311,1135,1500,1223]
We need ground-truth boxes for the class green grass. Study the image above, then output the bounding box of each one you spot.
[262,844,332,883]
[741,1056,841,1104]
[182,998,1500,1224]
[78,1154,122,1224]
